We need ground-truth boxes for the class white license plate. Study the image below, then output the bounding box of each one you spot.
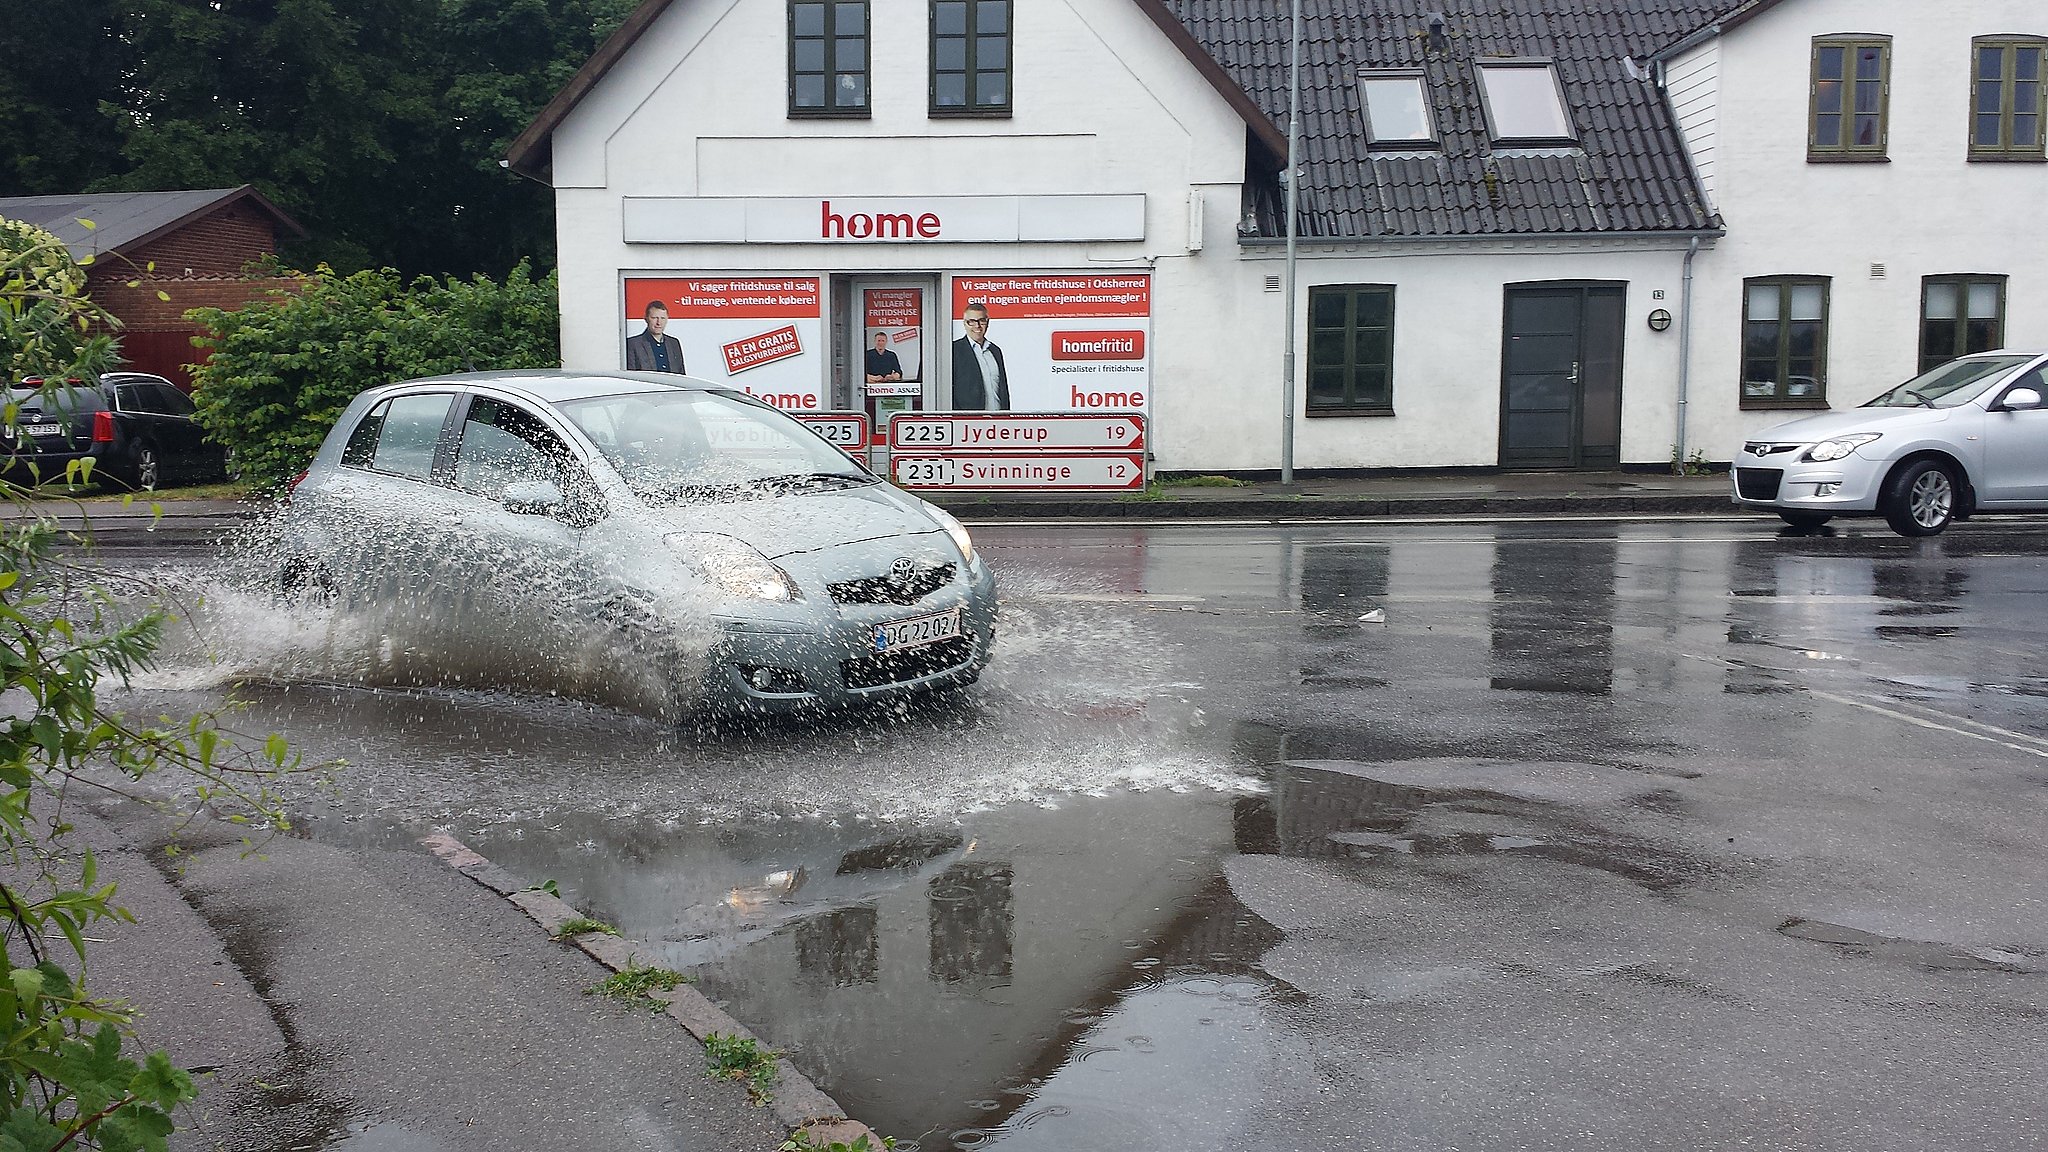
[873,607,961,653]
[22,423,60,437]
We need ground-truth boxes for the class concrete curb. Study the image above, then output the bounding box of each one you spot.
[418,832,879,1147]
[930,492,1747,520]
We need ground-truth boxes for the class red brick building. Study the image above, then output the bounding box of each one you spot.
[0,186,306,387]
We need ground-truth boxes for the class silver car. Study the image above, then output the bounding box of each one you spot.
[1732,351,2048,536]
[277,371,997,716]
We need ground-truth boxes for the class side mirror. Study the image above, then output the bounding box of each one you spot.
[1999,387,2043,412]
[501,479,566,516]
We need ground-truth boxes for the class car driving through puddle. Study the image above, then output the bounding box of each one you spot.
[276,370,997,717]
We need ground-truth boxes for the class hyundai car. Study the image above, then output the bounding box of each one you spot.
[1732,351,2048,536]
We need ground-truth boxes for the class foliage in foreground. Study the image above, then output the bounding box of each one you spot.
[186,261,560,490]
[1,215,303,1150]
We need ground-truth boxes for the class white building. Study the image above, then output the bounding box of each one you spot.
[506,0,2047,474]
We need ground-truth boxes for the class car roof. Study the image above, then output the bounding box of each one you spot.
[379,369,717,405]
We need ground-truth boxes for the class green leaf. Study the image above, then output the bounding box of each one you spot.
[129,1049,196,1111]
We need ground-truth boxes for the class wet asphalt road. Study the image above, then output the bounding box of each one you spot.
[111,517,2047,1151]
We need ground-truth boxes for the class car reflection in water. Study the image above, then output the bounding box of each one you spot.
[276,370,997,718]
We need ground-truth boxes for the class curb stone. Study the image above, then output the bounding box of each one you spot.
[418,832,880,1146]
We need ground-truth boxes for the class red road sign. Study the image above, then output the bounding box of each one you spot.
[888,412,1145,452]
[891,452,1146,491]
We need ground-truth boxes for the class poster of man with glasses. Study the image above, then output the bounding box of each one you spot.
[950,299,1010,411]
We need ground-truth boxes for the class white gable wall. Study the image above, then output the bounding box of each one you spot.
[1664,40,1719,210]
[1685,0,2048,460]
[550,0,1269,471]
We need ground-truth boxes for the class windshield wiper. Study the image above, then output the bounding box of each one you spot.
[1903,389,1936,408]
[758,472,874,492]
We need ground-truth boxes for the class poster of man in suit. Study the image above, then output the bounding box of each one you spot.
[624,301,686,373]
[948,275,1151,414]
[950,300,1009,411]
[621,278,824,411]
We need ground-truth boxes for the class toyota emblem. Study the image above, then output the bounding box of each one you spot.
[890,557,917,584]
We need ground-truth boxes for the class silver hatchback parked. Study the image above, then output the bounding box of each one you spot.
[278,371,997,716]
[1732,351,2048,535]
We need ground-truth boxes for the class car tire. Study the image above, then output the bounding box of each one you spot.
[1881,459,1956,537]
[279,559,335,606]
[1778,511,1833,529]
[133,443,161,491]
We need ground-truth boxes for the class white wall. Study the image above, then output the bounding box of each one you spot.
[1682,0,2048,461]
[1664,40,1720,210]
[1164,241,1700,471]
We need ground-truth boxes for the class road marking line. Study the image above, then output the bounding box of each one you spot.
[1807,690,2048,760]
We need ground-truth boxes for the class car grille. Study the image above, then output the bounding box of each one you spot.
[1735,468,1784,500]
[842,635,974,690]
[828,562,955,606]
[1742,442,1801,459]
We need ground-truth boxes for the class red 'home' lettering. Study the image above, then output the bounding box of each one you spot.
[821,201,944,241]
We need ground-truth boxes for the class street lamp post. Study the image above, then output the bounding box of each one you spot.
[1279,0,1303,485]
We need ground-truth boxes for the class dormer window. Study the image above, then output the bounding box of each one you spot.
[1360,72,1435,147]
[1477,62,1575,144]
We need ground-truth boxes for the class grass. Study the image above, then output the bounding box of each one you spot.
[583,964,691,1011]
[23,479,258,503]
[1119,473,1253,502]
[551,916,619,940]
[781,1132,896,1152]
[705,1033,780,1105]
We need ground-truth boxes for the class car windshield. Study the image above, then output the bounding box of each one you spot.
[556,388,871,502]
[1862,356,2035,408]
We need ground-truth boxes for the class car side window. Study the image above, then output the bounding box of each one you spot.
[369,393,454,480]
[154,384,196,416]
[342,402,388,468]
[116,385,162,414]
[453,396,576,498]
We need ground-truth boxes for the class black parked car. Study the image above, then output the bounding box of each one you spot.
[4,373,231,490]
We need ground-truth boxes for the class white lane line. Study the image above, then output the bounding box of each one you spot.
[1807,690,2048,760]
[1857,697,2048,752]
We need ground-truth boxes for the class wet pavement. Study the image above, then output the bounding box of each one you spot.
[101,518,2048,1151]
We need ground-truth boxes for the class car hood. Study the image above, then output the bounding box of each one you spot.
[644,482,947,559]
[1754,405,1952,442]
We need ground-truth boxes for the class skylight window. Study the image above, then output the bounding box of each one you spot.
[1477,63,1575,142]
[1360,72,1435,146]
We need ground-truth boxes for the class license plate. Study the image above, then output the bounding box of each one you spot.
[873,607,961,653]
[22,423,60,437]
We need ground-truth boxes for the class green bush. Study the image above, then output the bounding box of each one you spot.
[186,261,560,490]
[0,218,117,386]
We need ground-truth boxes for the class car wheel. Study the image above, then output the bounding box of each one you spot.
[134,444,161,491]
[1881,459,1956,537]
[1778,511,1833,529]
[279,559,335,606]
[221,446,242,482]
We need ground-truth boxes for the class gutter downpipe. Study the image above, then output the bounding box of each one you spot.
[1675,235,1700,473]
[1279,0,1302,485]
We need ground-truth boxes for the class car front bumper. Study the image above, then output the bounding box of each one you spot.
[696,562,999,715]
[1731,452,1888,513]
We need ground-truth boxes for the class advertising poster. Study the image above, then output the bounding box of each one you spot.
[948,275,1151,413]
[623,276,824,410]
[862,288,924,398]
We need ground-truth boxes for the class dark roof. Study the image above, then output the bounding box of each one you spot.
[504,0,1287,180]
[1167,0,1732,238]
[0,186,306,260]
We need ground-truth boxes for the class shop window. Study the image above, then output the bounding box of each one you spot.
[1970,37,2046,160]
[932,0,1010,116]
[1359,71,1435,148]
[1921,276,2007,372]
[1476,63,1574,143]
[791,1,870,117]
[1741,277,1829,408]
[1307,286,1395,416]
[1810,36,1890,160]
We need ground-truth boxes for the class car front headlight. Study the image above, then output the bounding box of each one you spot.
[1805,433,1882,462]
[665,533,799,602]
[925,503,975,564]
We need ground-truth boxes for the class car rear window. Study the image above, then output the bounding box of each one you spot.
[9,386,106,415]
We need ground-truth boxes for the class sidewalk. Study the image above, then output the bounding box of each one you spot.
[9,470,1747,545]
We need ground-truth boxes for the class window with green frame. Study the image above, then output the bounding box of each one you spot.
[932,0,1010,115]
[1307,286,1395,415]
[790,1,869,117]
[1810,37,1890,159]
[1971,37,2046,159]
[1921,276,2007,372]
[1741,277,1829,407]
